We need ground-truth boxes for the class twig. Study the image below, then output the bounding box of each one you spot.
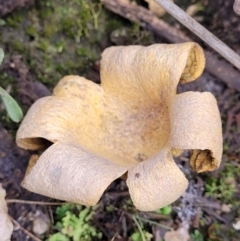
[202,208,228,224]
[94,220,112,239]
[48,206,54,225]
[193,202,221,209]
[143,212,170,221]
[110,234,118,241]
[101,0,240,91]
[114,207,171,230]
[132,215,146,241]
[7,199,70,205]
[108,191,130,198]
[121,215,128,237]
[155,0,240,70]
[10,217,42,241]
[89,2,102,29]
[136,215,171,230]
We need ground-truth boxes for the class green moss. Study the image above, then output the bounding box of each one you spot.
[76,46,98,61]
[26,25,37,38]
[5,13,23,28]
[0,0,152,90]
[14,0,103,85]
[205,162,239,203]
[10,40,26,53]
[0,73,14,87]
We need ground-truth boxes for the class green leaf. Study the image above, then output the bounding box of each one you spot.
[156,205,172,215]
[0,19,6,26]
[131,232,142,241]
[48,233,70,241]
[0,86,23,122]
[0,48,4,65]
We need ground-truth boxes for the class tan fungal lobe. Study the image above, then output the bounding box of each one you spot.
[190,149,217,173]
[16,96,78,150]
[25,154,40,175]
[171,148,184,157]
[169,92,222,172]
[180,45,205,83]
[15,42,222,211]
[127,148,188,211]
[0,185,13,241]
[21,142,128,206]
[17,42,205,168]
[101,42,205,106]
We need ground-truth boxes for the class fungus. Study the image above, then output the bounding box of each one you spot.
[0,184,13,241]
[16,42,222,211]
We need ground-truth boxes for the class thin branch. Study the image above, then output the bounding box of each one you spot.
[7,199,70,205]
[142,212,171,221]
[10,217,42,241]
[154,0,240,70]
[202,208,228,224]
[136,215,171,230]
[114,207,171,230]
[132,215,146,241]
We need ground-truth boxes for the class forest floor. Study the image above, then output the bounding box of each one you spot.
[0,0,240,240]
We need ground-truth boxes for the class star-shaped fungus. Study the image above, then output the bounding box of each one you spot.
[16,42,222,211]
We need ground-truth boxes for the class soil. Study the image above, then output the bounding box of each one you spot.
[0,0,240,241]
[0,0,34,17]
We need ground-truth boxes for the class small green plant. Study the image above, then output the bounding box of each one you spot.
[205,163,238,202]
[130,216,152,241]
[205,177,236,202]
[191,230,204,241]
[130,230,153,241]
[59,0,102,41]
[48,204,102,241]
[155,205,172,215]
[122,198,135,211]
[0,48,23,123]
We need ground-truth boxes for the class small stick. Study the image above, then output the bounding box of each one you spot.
[155,0,240,70]
[136,215,171,230]
[7,199,70,205]
[114,207,171,230]
[202,208,227,224]
[132,216,146,241]
[10,217,42,241]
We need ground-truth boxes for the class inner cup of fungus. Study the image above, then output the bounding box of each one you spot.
[16,42,222,211]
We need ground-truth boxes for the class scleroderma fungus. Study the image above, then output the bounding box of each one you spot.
[16,42,222,211]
